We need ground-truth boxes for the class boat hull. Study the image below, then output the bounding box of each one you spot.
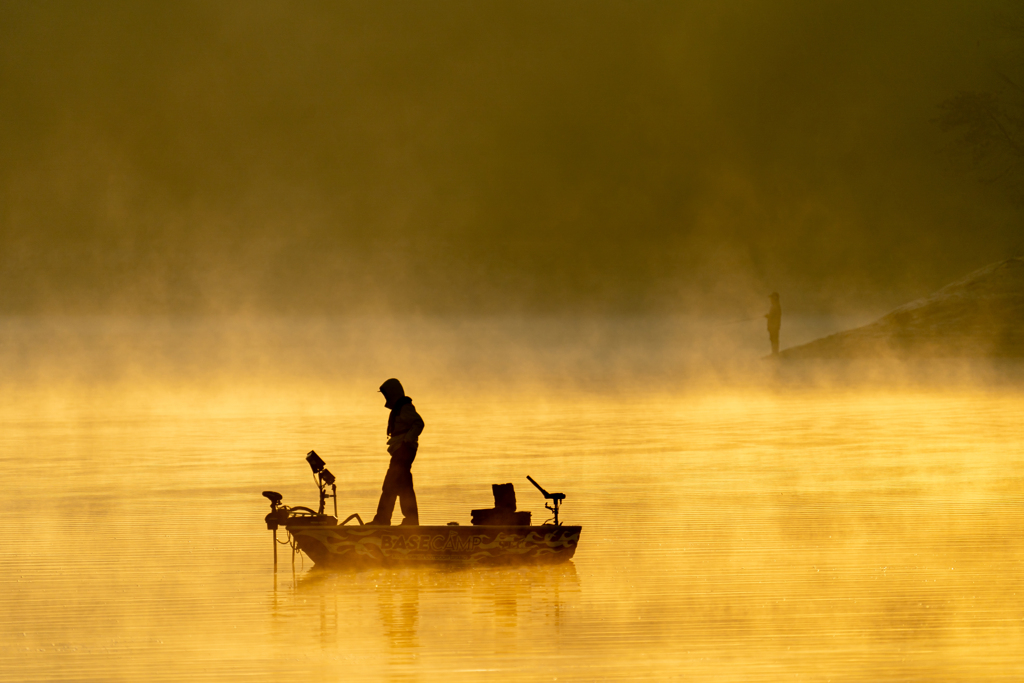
[286,524,581,567]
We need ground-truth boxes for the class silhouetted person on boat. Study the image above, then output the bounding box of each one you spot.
[765,292,782,355]
[369,378,424,526]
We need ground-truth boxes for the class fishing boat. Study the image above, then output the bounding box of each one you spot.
[262,451,582,568]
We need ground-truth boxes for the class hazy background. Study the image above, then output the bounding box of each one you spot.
[5,9,1024,680]
[2,0,1023,320]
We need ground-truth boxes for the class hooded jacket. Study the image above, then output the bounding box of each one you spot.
[379,378,425,457]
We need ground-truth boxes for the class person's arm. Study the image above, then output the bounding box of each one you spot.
[390,405,425,445]
[403,405,424,441]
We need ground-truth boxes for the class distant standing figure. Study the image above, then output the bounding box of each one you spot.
[369,378,425,526]
[765,292,782,355]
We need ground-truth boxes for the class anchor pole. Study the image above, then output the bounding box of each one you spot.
[273,529,278,572]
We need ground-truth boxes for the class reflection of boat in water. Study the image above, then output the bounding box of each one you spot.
[262,452,582,568]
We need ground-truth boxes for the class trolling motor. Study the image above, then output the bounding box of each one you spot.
[262,490,285,571]
[263,490,284,525]
[262,452,361,529]
[306,450,337,518]
[262,452,367,575]
[526,475,566,526]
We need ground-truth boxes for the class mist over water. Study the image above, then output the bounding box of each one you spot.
[0,313,837,388]
[2,371,1023,681]
[4,2,1024,680]
[3,312,1024,681]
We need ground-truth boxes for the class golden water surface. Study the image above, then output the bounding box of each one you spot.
[2,385,1022,681]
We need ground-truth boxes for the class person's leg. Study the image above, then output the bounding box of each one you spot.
[770,330,779,355]
[372,468,400,525]
[396,468,419,525]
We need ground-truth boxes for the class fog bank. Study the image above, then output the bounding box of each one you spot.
[2,1,1023,316]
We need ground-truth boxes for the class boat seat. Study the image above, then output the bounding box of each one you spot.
[470,483,532,525]
[471,509,532,526]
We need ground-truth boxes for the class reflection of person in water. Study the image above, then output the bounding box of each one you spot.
[370,378,425,526]
[765,292,782,355]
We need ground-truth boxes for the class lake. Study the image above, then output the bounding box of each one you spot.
[2,378,1022,681]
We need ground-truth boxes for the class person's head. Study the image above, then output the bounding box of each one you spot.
[379,378,405,409]
[769,292,779,301]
